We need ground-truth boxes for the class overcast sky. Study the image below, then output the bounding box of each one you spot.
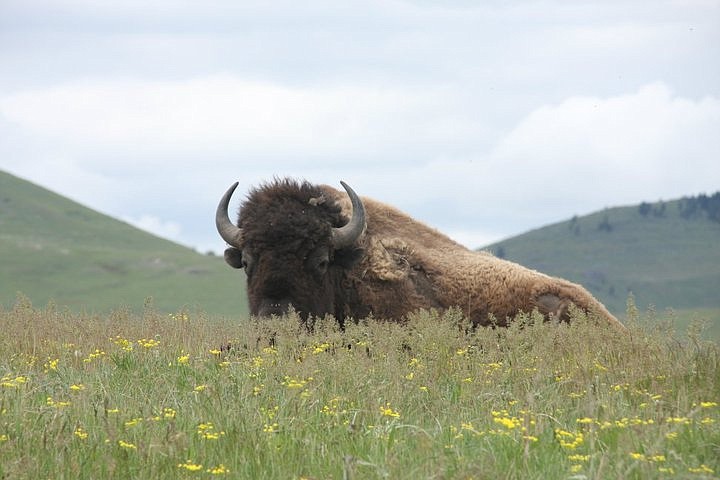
[1,0,718,253]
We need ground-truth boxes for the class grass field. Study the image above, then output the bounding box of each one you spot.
[1,298,718,479]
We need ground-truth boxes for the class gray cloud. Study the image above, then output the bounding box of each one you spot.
[1,0,718,253]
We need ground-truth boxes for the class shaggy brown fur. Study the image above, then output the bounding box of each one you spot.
[222,178,625,331]
[321,184,625,330]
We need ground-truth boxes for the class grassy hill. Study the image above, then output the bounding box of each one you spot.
[3,169,718,338]
[484,196,720,337]
[0,170,248,316]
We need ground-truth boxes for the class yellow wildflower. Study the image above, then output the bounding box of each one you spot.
[178,460,203,471]
[1,376,28,388]
[493,416,521,430]
[312,343,330,354]
[113,336,133,351]
[118,440,137,450]
[555,429,584,449]
[688,464,714,474]
[46,396,71,408]
[282,376,309,389]
[263,422,279,433]
[44,358,59,372]
[83,349,106,363]
[137,338,160,349]
[124,417,143,427]
[379,402,401,418]
[197,422,225,440]
[207,464,230,475]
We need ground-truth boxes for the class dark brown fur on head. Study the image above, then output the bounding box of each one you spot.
[225,179,362,324]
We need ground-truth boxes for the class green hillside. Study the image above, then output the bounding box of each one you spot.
[484,195,720,336]
[3,169,718,337]
[0,170,248,316]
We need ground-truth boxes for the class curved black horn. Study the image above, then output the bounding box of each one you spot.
[215,182,243,248]
[331,181,366,249]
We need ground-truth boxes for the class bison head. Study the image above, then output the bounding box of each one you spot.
[216,179,366,323]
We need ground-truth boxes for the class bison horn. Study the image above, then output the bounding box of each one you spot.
[216,181,244,248]
[331,181,366,249]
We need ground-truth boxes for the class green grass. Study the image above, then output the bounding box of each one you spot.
[662,308,720,343]
[0,170,248,316]
[484,199,720,339]
[1,299,718,479]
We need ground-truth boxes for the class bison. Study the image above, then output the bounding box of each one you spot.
[216,178,625,331]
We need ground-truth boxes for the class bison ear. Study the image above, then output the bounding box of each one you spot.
[333,247,364,269]
[224,247,244,269]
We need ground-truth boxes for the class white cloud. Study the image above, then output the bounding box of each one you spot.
[0,76,480,166]
[2,80,718,252]
[489,82,720,207]
[121,214,182,243]
[338,83,720,248]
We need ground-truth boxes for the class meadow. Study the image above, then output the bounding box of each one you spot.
[1,296,718,479]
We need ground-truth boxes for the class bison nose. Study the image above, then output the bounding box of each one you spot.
[257,299,292,318]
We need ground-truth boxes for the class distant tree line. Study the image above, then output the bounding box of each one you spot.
[597,214,613,232]
[638,192,720,222]
[676,192,720,222]
[638,201,666,218]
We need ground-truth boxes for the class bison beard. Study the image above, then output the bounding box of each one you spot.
[216,178,625,331]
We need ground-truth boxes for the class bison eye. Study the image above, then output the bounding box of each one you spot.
[242,251,256,274]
